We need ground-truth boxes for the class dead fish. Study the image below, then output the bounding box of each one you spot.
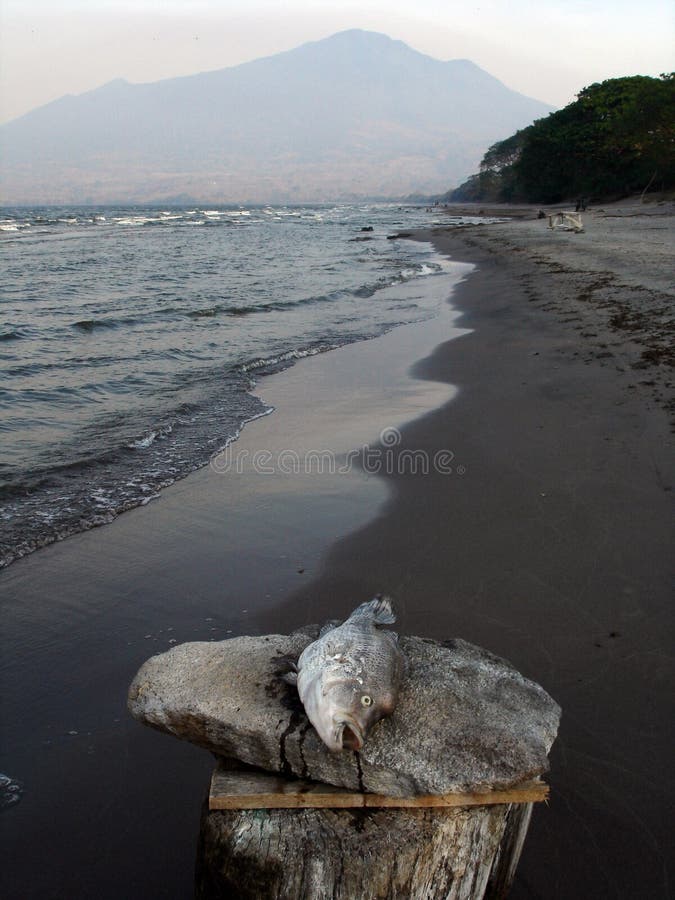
[285,596,406,752]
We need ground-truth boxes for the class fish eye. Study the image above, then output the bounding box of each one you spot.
[361,695,373,707]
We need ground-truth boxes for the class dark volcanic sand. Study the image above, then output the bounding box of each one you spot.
[267,221,675,899]
[1,212,673,899]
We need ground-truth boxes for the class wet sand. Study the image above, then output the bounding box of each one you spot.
[271,205,675,898]
[2,206,673,898]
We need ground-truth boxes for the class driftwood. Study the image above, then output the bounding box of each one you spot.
[548,211,584,232]
[197,782,534,899]
[208,762,548,810]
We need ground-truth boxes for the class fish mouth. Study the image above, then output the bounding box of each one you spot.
[336,721,364,752]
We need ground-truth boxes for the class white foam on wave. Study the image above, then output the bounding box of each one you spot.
[209,404,275,466]
[114,216,163,226]
[0,773,23,809]
[241,344,337,374]
[90,487,114,508]
[129,431,157,449]
[397,261,441,282]
[128,422,173,450]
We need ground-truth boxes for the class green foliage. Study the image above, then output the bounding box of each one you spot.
[450,74,675,203]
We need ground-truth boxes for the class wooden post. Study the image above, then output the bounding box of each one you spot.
[127,632,560,897]
[195,763,545,899]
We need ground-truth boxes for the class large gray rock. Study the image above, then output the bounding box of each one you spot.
[128,631,560,797]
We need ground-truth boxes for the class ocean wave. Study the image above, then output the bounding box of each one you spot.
[128,423,173,450]
[70,308,175,331]
[208,266,441,317]
[0,474,55,502]
[0,774,23,810]
[72,318,120,332]
[186,306,224,319]
[159,294,347,320]
[241,342,340,374]
[114,216,162,226]
[0,382,272,570]
[351,262,441,299]
[0,202,469,570]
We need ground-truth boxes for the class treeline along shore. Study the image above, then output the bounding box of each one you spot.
[449,74,675,204]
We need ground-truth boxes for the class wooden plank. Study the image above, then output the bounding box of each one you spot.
[208,766,549,810]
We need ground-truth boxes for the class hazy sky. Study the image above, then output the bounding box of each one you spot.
[1,0,673,124]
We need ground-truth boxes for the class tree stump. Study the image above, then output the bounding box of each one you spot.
[196,792,534,900]
[128,630,560,899]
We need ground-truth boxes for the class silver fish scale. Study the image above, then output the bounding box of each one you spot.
[294,598,406,751]
[301,623,400,687]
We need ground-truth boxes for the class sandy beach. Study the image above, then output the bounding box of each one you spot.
[1,201,673,899]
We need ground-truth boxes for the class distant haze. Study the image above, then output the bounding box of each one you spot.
[2,0,673,125]
[0,30,553,204]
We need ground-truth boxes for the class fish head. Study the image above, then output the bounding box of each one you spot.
[305,677,396,752]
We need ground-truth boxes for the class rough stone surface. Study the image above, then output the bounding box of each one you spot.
[128,630,560,797]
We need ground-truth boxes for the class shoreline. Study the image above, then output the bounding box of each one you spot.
[1,207,673,898]
[0,251,472,899]
[0,231,458,573]
[0,203,456,573]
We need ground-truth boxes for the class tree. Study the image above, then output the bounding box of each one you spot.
[449,74,675,203]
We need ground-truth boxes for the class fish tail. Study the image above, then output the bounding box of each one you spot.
[349,594,396,625]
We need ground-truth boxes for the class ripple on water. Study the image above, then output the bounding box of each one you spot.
[0,773,24,810]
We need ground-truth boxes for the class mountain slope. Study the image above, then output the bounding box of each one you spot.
[0,30,553,203]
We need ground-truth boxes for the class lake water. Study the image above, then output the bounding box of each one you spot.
[0,204,488,566]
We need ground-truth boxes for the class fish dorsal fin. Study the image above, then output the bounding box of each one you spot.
[319,621,338,638]
[348,595,396,626]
